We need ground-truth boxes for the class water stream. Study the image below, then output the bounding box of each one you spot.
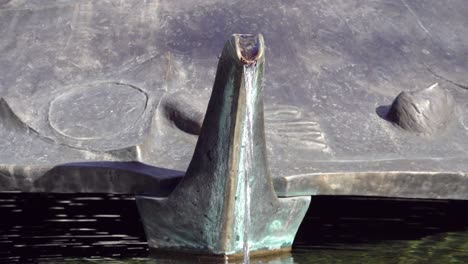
[242,65,256,264]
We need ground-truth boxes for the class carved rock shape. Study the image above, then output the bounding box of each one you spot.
[386,83,456,134]
[161,92,205,135]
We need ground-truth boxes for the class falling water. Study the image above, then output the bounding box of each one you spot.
[242,65,256,264]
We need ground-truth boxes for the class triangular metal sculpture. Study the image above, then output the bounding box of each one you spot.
[136,34,310,257]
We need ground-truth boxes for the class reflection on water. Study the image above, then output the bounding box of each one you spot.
[1,194,468,263]
[0,193,147,263]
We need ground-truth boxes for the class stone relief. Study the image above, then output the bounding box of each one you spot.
[0,0,466,199]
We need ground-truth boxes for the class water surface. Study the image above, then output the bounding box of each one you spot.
[1,194,468,263]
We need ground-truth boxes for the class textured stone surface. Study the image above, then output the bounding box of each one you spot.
[0,0,467,199]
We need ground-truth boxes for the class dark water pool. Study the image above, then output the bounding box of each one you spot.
[1,194,468,263]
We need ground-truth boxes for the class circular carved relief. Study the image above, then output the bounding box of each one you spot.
[49,82,147,140]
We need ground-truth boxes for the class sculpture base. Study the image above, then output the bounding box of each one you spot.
[136,195,310,256]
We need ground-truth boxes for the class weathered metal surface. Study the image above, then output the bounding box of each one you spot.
[0,0,467,198]
[137,34,310,255]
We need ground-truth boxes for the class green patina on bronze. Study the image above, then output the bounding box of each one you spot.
[136,34,310,256]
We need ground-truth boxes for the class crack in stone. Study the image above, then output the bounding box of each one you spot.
[425,67,468,90]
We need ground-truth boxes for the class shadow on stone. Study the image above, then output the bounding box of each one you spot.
[375,105,392,121]
[30,162,184,196]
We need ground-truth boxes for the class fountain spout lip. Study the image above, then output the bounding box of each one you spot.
[231,34,264,65]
